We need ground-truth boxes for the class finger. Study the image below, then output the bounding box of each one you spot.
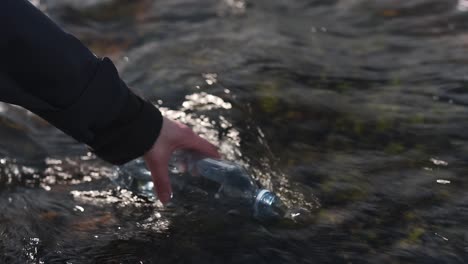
[184,132,221,159]
[144,154,172,204]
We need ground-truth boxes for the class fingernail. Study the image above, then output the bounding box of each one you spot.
[159,192,173,204]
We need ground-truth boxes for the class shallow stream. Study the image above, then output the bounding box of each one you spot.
[1,0,468,263]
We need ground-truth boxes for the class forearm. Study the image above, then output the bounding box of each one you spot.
[1,0,97,108]
[0,0,162,164]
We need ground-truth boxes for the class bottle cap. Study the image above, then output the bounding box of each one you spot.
[253,189,284,220]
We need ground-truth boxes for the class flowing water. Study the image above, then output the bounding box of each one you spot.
[2,0,468,263]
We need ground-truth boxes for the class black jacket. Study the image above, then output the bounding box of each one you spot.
[0,0,162,164]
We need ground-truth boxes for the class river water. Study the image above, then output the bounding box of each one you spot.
[1,0,468,263]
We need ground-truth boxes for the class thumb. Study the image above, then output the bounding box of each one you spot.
[143,151,172,204]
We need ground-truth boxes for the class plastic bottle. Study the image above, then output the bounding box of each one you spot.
[111,153,287,221]
[111,158,155,199]
[174,153,287,220]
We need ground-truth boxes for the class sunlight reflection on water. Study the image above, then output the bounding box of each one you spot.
[457,0,468,11]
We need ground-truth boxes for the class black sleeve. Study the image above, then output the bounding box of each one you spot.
[0,0,163,164]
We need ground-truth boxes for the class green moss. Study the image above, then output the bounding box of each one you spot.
[286,111,303,120]
[334,117,349,131]
[260,97,278,113]
[287,158,297,167]
[437,189,451,200]
[320,179,368,204]
[404,212,416,221]
[353,120,364,135]
[409,114,425,124]
[385,142,405,154]
[364,230,378,241]
[407,227,425,242]
[337,82,351,93]
[376,118,392,133]
[391,76,401,86]
[257,81,280,113]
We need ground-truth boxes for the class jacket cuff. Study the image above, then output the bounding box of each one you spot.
[83,58,163,165]
[88,78,162,165]
[89,90,163,165]
[77,57,163,164]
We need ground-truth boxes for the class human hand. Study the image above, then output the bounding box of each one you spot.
[143,117,220,204]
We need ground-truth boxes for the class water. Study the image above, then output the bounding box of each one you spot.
[1,0,468,263]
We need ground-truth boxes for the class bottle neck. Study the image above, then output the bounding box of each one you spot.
[254,189,282,220]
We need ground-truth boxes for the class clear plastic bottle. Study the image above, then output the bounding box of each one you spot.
[111,158,155,199]
[175,153,287,220]
[111,153,287,221]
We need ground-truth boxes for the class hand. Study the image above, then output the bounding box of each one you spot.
[143,117,220,204]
